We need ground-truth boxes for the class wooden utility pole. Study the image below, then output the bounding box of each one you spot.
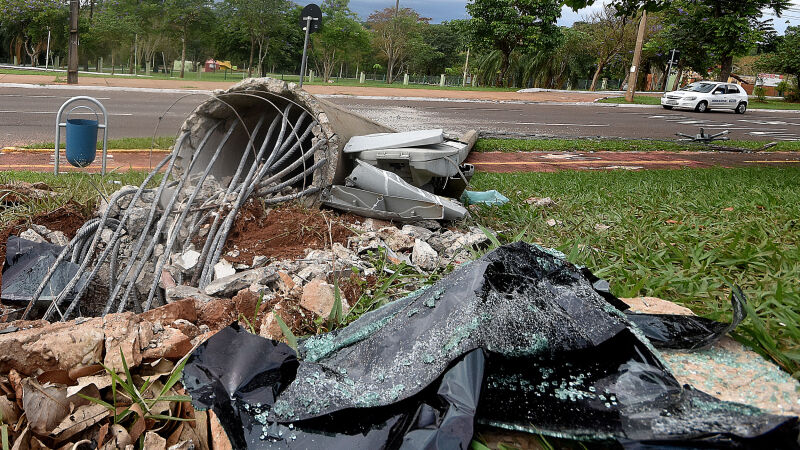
[625,10,647,102]
[67,0,79,84]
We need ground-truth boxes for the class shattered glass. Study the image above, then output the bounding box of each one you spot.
[183,242,800,448]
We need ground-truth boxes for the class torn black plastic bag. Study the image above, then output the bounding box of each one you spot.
[1,235,89,303]
[583,267,748,351]
[183,242,800,449]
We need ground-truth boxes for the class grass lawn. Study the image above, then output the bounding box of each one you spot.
[470,167,800,377]
[599,95,800,110]
[475,137,800,152]
[18,136,800,153]
[0,68,517,92]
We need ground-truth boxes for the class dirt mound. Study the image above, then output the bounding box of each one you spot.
[222,201,357,263]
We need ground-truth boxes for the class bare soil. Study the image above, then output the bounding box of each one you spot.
[222,200,357,263]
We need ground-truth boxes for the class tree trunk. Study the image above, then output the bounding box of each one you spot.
[111,51,115,75]
[718,54,733,82]
[498,51,510,87]
[180,28,186,79]
[247,35,255,78]
[590,62,605,91]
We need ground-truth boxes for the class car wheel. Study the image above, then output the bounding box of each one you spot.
[735,102,747,114]
[695,101,708,113]
[662,105,673,110]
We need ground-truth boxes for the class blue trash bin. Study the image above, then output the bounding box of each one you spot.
[65,118,98,168]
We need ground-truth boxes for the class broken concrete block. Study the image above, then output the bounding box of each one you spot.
[103,313,142,372]
[252,255,268,267]
[173,250,201,272]
[402,224,434,242]
[377,227,415,252]
[166,285,214,303]
[213,259,236,280]
[276,271,296,295]
[412,239,438,271]
[0,318,104,376]
[142,327,192,360]
[139,298,198,326]
[19,228,47,244]
[300,279,349,317]
[47,230,70,246]
[204,267,278,297]
[171,319,200,340]
[259,310,284,340]
[297,264,330,282]
[195,299,237,332]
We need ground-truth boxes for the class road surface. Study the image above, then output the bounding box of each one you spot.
[1,85,799,147]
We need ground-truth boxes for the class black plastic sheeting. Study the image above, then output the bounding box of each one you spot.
[1,236,88,303]
[182,242,800,449]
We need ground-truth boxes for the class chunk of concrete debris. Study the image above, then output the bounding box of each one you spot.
[402,224,434,242]
[377,227,415,252]
[166,285,214,303]
[142,327,193,360]
[525,196,554,207]
[173,250,201,271]
[204,267,278,297]
[300,279,349,317]
[412,239,439,271]
[252,255,268,268]
[19,228,47,244]
[213,259,236,280]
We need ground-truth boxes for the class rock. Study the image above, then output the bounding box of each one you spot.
[300,279,349,317]
[252,255,268,267]
[209,411,233,450]
[171,319,200,339]
[412,239,439,271]
[141,327,192,360]
[409,219,441,231]
[0,318,104,376]
[166,285,214,303]
[213,259,236,280]
[332,243,355,261]
[620,296,694,315]
[127,207,149,233]
[594,223,611,232]
[30,224,51,235]
[297,263,330,282]
[103,313,142,372]
[259,309,284,340]
[232,289,261,319]
[525,196,554,207]
[275,271,296,295]
[139,299,197,325]
[545,218,563,227]
[401,225,434,242]
[173,250,201,272]
[226,249,240,258]
[195,299,237,332]
[204,267,277,297]
[20,228,47,243]
[100,228,115,244]
[377,227,414,252]
[362,218,393,232]
[47,230,69,246]
[160,269,176,289]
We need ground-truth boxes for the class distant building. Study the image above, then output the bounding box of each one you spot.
[204,59,218,72]
[172,60,195,72]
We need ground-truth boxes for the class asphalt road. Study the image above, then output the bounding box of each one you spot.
[2,85,799,147]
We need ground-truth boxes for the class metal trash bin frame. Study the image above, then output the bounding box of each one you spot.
[54,96,109,175]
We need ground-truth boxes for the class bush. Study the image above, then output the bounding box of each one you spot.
[776,80,789,97]
[753,85,767,102]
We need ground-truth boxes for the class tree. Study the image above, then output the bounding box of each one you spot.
[565,0,790,82]
[166,0,213,78]
[312,0,369,82]
[0,0,66,66]
[580,6,635,90]
[221,0,292,77]
[756,26,800,99]
[367,7,427,84]
[87,0,138,74]
[523,26,594,89]
[466,0,562,87]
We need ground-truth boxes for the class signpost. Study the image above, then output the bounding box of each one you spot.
[664,49,680,93]
[298,3,322,88]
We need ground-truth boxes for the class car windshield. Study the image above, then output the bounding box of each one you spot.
[680,82,716,93]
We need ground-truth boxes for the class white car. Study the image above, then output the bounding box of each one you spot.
[661,81,749,114]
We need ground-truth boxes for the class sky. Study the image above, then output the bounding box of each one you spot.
[296,0,800,34]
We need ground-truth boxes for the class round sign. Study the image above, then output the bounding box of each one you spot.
[299,4,322,33]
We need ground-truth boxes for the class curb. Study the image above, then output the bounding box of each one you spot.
[2,147,172,153]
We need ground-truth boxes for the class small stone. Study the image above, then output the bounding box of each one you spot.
[173,250,201,271]
[46,230,69,246]
[100,228,114,244]
[259,309,284,340]
[546,219,563,227]
[213,259,236,280]
[411,239,438,271]
[377,227,414,252]
[166,285,214,303]
[300,279,349,317]
[276,271,296,295]
[252,255,268,267]
[226,249,240,258]
[525,196,555,207]
[594,223,611,232]
[19,229,47,244]
[30,224,51,235]
[204,267,278,297]
[401,225,434,242]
